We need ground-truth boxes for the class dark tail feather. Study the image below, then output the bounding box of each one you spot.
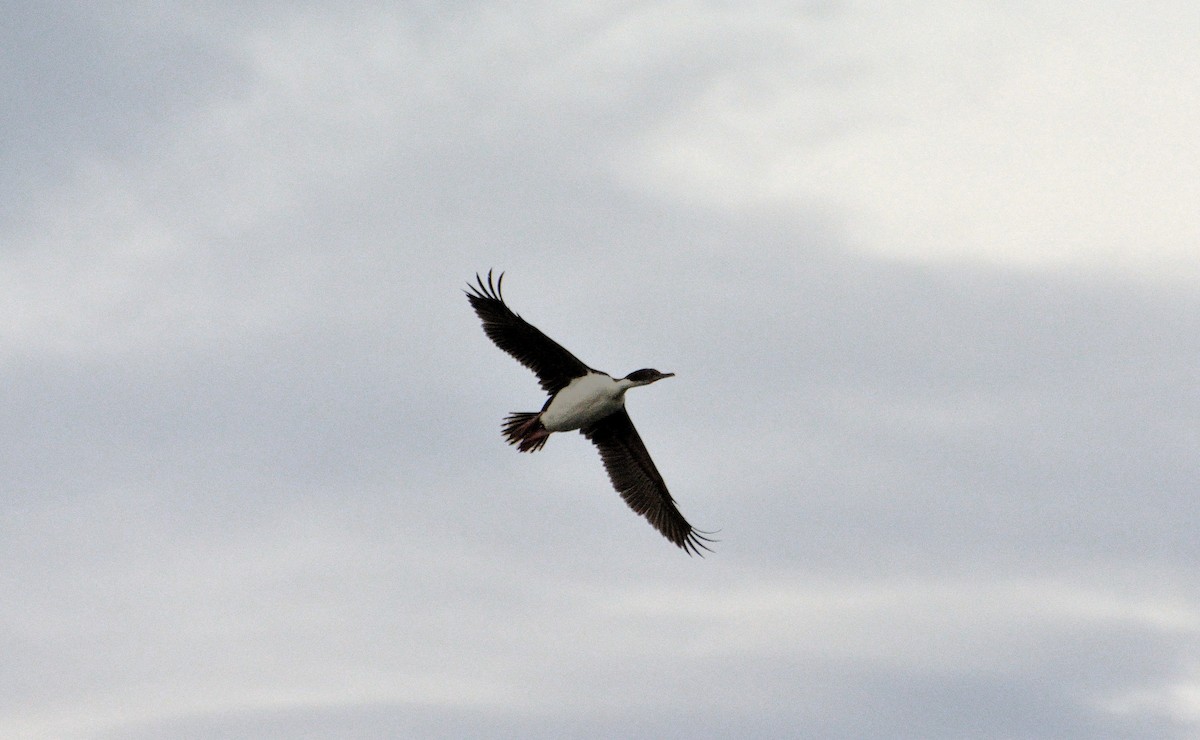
[503,412,550,452]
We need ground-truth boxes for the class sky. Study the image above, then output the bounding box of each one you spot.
[4,1,1199,737]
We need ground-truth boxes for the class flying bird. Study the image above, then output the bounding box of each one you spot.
[466,270,714,555]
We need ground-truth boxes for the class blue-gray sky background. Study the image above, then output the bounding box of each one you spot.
[4,2,1199,738]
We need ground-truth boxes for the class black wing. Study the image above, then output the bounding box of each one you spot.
[465,270,592,395]
[582,409,715,556]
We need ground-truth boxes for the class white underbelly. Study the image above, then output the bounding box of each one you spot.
[541,373,624,431]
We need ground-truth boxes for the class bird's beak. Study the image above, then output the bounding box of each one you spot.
[661,372,675,379]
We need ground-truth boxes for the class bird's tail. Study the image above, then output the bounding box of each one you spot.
[503,412,550,452]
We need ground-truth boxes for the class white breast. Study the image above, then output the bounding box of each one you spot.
[540,372,626,431]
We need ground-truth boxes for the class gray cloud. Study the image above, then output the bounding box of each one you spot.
[3,2,1198,738]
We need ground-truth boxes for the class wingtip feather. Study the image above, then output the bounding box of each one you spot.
[680,528,719,557]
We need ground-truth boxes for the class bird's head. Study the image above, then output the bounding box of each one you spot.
[622,368,675,387]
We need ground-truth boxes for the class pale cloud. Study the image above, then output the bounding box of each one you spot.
[1107,682,1200,729]
[625,2,1200,280]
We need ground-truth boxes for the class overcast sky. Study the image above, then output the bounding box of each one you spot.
[4,2,1199,738]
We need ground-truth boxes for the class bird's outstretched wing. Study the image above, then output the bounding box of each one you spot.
[466,270,592,394]
[582,409,715,556]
